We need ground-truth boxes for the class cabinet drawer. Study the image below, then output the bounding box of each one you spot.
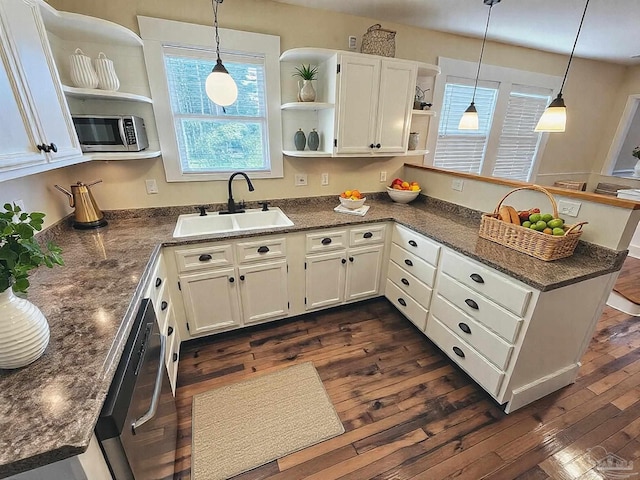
[392,224,440,266]
[306,230,348,253]
[350,224,387,247]
[174,244,234,273]
[385,279,428,331]
[155,284,172,336]
[389,243,437,287]
[426,317,504,396]
[441,250,532,317]
[430,295,514,370]
[387,261,433,309]
[436,273,523,343]
[235,237,286,263]
[148,256,167,300]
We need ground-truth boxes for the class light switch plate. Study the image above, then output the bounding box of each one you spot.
[321,173,329,186]
[558,200,581,217]
[145,179,158,194]
[452,179,464,191]
[294,173,308,186]
[348,36,357,50]
[380,171,387,182]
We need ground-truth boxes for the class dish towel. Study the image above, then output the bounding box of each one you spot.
[334,204,370,216]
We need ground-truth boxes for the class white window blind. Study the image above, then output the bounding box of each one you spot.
[434,77,499,174]
[492,85,551,181]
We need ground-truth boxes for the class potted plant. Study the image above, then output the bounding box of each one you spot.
[293,64,318,102]
[0,203,64,369]
[633,146,640,178]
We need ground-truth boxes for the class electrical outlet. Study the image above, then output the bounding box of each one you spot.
[145,179,158,194]
[321,173,329,186]
[380,171,387,182]
[348,36,357,50]
[294,173,308,186]
[558,200,581,217]
[452,179,464,191]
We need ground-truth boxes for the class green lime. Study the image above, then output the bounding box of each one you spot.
[552,227,565,236]
[522,221,532,228]
[535,220,547,230]
[541,213,554,223]
[547,218,564,229]
[529,213,542,223]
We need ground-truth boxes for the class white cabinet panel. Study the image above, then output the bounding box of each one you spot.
[387,260,433,308]
[238,260,289,324]
[389,243,437,288]
[385,279,428,331]
[305,250,346,310]
[345,244,383,301]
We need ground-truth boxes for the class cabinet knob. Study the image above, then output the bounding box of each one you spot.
[199,254,212,262]
[173,353,178,363]
[240,275,245,281]
[321,237,332,245]
[465,298,479,310]
[397,298,407,307]
[155,277,162,288]
[37,143,47,153]
[48,143,58,153]
[470,273,484,284]
[167,326,174,336]
[229,277,235,283]
[401,278,410,286]
[458,323,471,334]
[341,258,347,264]
[161,301,168,311]
[453,346,465,358]
[408,240,417,247]
[363,232,373,239]
[257,246,270,253]
[375,143,381,149]
[404,259,413,267]
[369,143,375,148]
[349,256,354,262]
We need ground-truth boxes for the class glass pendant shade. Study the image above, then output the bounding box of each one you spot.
[458,103,479,130]
[206,59,238,106]
[535,93,567,132]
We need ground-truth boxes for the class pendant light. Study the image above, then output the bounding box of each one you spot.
[459,0,500,130]
[205,0,238,106]
[535,0,590,133]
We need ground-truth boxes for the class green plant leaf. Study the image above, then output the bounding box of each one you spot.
[13,277,29,293]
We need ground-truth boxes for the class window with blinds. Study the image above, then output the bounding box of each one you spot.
[164,46,270,174]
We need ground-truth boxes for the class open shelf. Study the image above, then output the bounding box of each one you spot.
[86,150,161,161]
[416,62,441,77]
[411,109,436,116]
[62,85,153,103]
[405,149,429,156]
[283,150,332,158]
[280,48,337,64]
[281,102,334,111]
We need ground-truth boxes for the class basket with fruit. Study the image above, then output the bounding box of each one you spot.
[478,185,587,261]
[387,178,421,203]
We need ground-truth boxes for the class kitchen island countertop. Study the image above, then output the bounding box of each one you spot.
[0,195,626,477]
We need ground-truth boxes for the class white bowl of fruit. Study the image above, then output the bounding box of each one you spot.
[339,189,366,209]
[387,178,421,203]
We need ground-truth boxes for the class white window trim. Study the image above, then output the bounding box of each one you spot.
[426,57,562,182]
[138,16,283,182]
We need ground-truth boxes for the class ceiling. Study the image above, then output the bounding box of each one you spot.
[270,0,640,65]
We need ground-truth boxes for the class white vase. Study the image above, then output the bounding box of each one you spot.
[299,80,316,102]
[94,52,120,91]
[0,288,50,369]
[634,159,640,178]
[69,48,98,89]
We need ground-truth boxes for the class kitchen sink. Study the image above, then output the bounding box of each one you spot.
[173,207,294,238]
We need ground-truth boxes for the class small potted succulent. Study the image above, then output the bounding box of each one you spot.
[0,203,64,368]
[293,64,318,102]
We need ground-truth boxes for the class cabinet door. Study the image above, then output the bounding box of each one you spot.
[238,260,289,325]
[376,59,417,153]
[335,54,379,154]
[345,244,383,302]
[179,267,241,336]
[305,251,346,310]
[0,0,81,165]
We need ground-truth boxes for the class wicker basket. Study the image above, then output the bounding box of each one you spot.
[478,185,587,261]
[360,24,396,57]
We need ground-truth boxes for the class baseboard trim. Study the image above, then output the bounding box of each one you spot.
[628,243,640,259]
[505,364,580,413]
[607,290,640,316]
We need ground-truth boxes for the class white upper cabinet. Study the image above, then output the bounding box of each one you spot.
[0,0,82,181]
[336,54,417,155]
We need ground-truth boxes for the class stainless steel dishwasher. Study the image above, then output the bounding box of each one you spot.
[96,298,177,479]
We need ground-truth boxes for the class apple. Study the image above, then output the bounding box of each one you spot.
[391,178,403,186]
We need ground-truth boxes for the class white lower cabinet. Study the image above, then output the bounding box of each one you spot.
[305,250,346,310]
[238,259,289,324]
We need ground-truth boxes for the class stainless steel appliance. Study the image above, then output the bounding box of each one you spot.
[54,180,108,229]
[96,299,177,479]
[72,115,149,153]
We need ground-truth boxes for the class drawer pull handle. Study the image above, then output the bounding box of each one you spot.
[363,232,373,238]
[155,277,162,288]
[257,246,269,253]
[401,278,410,286]
[408,240,417,247]
[161,301,168,311]
[404,259,413,267]
[458,322,471,334]
[453,346,465,358]
[240,275,245,281]
[470,273,484,284]
[341,258,347,264]
[167,326,174,336]
[229,277,235,283]
[173,353,178,363]
[199,254,212,262]
[398,298,407,307]
[465,298,479,310]
[321,237,332,245]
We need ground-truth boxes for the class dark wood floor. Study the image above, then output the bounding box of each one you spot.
[173,257,640,480]
[614,255,640,304]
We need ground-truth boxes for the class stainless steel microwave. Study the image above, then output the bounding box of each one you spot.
[72,115,149,153]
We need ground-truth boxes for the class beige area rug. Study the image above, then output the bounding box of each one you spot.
[191,362,345,479]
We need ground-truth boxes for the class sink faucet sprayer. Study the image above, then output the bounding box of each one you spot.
[221,172,255,214]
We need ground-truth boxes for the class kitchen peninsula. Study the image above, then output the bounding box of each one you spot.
[0,192,630,478]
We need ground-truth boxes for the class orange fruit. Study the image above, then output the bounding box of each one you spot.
[393,184,403,190]
[401,181,410,188]
[351,190,361,199]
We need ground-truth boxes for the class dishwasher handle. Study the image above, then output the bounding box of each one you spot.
[131,332,166,435]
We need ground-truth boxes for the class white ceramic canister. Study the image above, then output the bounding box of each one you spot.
[69,48,98,89]
[94,52,120,91]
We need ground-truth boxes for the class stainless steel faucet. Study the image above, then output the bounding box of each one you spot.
[221,172,255,214]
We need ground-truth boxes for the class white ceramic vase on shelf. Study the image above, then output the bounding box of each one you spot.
[634,159,640,178]
[0,288,50,369]
[69,48,98,89]
[298,80,316,102]
[94,52,120,91]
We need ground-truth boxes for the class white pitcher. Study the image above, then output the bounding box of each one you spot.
[69,48,98,89]
[94,52,120,91]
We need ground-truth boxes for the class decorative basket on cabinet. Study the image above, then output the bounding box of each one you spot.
[360,24,396,57]
[479,185,587,261]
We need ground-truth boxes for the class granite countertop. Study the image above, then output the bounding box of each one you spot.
[0,195,626,477]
